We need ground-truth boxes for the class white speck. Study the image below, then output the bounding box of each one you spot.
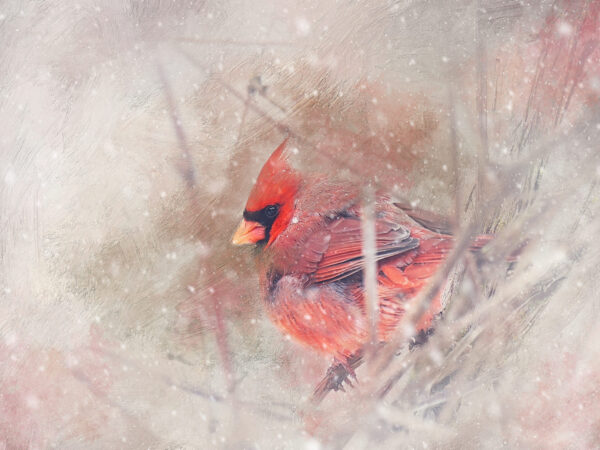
[295,17,311,36]
[304,314,311,321]
[187,285,196,293]
[557,21,573,36]
[541,390,551,400]
[429,348,443,365]
[302,433,320,448]
[442,164,448,172]
[160,191,167,198]
[4,170,16,185]
[25,394,40,410]
[5,333,17,347]
[291,217,299,224]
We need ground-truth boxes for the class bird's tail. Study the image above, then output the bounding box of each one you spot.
[470,234,524,262]
[470,234,493,252]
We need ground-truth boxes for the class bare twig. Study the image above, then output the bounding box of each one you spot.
[361,185,379,350]
[156,60,235,393]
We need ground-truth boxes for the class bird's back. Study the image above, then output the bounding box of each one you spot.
[261,185,490,358]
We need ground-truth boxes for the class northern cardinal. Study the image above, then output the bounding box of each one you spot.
[232,139,489,389]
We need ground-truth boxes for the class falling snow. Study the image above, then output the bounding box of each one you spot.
[1,0,600,448]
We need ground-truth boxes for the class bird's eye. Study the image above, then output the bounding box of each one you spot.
[265,205,279,218]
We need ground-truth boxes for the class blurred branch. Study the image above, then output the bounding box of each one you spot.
[176,37,297,47]
[156,60,235,394]
[175,45,424,195]
[99,347,296,422]
[362,185,379,349]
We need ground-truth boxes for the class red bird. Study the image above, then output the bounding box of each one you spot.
[232,139,489,387]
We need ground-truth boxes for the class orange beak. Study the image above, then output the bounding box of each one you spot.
[232,219,266,245]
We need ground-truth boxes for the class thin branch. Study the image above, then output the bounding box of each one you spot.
[156,60,235,393]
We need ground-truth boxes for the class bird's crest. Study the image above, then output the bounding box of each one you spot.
[245,138,301,212]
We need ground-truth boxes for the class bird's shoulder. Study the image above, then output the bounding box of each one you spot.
[267,187,424,284]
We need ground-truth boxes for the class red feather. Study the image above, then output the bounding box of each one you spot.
[235,139,492,361]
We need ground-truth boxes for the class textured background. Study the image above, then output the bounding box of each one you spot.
[1,0,599,448]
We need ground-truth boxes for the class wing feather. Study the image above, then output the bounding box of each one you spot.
[293,215,419,283]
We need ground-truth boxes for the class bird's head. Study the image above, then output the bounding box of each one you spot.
[232,138,301,247]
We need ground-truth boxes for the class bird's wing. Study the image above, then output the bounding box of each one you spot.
[294,215,420,283]
[393,201,454,235]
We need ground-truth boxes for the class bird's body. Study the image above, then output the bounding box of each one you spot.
[233,139,489,366]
